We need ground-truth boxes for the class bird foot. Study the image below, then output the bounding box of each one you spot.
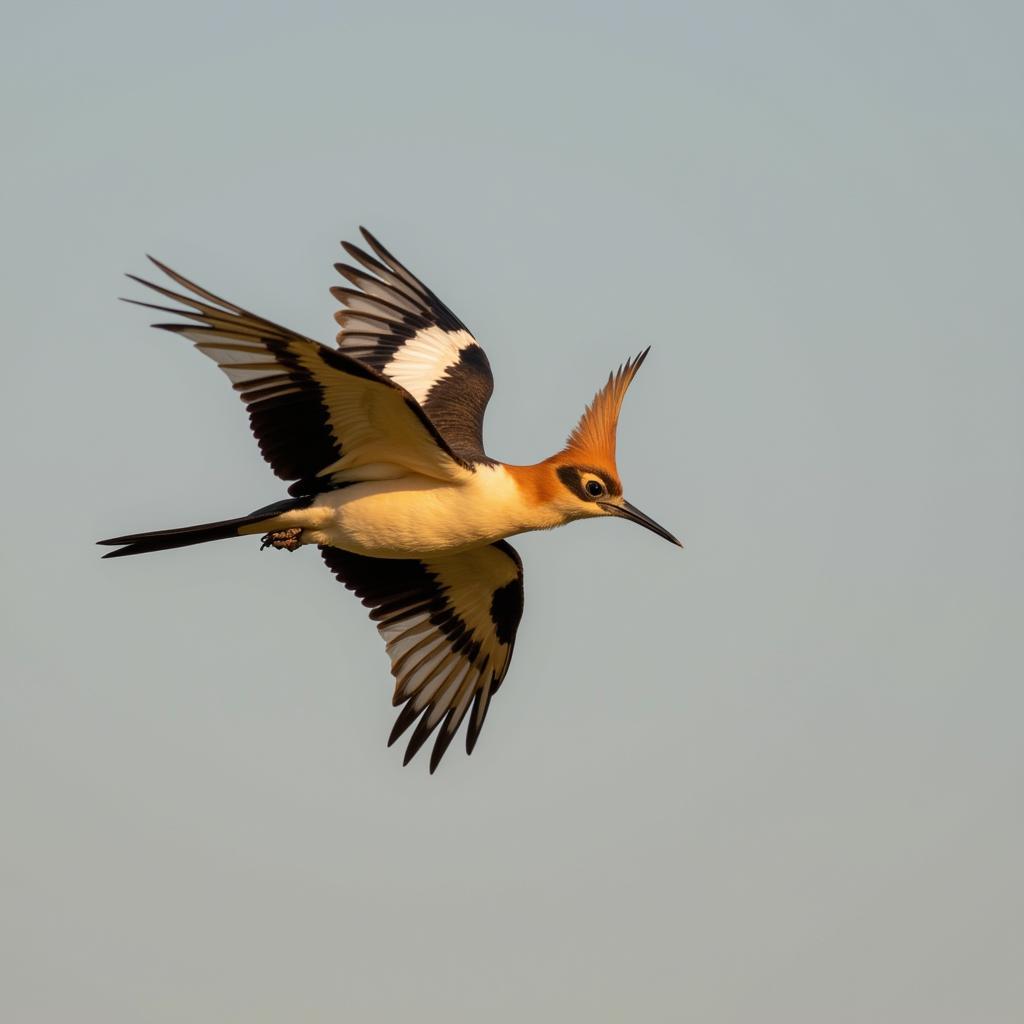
[261,527,303,551]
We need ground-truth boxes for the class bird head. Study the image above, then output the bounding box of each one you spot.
[544,349,682,546]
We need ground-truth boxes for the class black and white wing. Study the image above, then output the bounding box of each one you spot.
[332,228,495,463]
[125,259,471,496]
[321,540,525,772]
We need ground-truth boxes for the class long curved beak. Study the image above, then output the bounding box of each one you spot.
[599,500,683,547]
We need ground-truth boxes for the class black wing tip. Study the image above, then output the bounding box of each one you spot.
[340,240,396,285]
[340,239,373,264]
[386,703,459,773]
[144,254,176,278]
[402,714,439,767]
[428,711,460,773]
[119,297,190,319]
[338,228,377,247]
[465,721,487,757]
[150,322,194,333]
[332,263,372,292]
[358,225,378,246]
[428,741,450,774]
[122,274,173,303]
[359,226,393,263]
[388,700,418,749]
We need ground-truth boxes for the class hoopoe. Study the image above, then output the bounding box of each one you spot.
[100,229,682,772]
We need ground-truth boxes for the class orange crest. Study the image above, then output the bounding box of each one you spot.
[561,348,650,470]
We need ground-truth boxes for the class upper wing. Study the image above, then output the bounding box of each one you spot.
[126,259,470,496]
[321,540,525,773]
[331,228,495,463]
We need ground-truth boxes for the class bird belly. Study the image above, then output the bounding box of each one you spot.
[277,468,530,559]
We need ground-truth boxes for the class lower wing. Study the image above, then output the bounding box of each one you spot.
[321,540,525,772]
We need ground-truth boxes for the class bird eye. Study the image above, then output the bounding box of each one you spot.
[585,479,604,498]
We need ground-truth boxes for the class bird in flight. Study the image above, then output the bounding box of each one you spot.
[100,229,682,772]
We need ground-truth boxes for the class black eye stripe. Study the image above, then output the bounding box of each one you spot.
[556,465,620,501]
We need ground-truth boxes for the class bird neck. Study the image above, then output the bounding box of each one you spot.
[500,459,569,531]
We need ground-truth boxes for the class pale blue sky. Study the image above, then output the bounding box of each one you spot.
[2,2,1022,1020]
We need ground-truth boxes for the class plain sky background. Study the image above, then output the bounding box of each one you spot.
[2,2,1022,1020]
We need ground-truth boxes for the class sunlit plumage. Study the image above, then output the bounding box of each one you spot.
[100,229,682,772]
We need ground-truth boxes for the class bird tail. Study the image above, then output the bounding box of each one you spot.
[97,497,310,559]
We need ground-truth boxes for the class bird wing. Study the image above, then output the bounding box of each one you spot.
[321,540,525,772]
[126,259,471,496]
[331,228,495,463]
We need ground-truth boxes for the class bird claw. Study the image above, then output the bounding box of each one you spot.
[261,527,303,551]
